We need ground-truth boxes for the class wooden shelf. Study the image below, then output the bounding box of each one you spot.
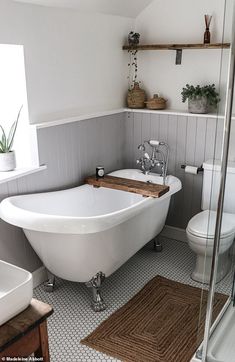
[123,43,230,51]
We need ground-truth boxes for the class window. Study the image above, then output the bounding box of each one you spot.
[0,44,38,169]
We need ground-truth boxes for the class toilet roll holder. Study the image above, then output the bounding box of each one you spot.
[181,164,204,173]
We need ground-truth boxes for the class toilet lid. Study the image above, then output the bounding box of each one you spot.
[187,210,235,239]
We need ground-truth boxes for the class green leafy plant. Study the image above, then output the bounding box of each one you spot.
[0,106,23,153]
[128,49,139,90]
[181,84,220,107]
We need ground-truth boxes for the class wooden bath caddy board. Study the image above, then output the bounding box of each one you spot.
[85,175,169,198]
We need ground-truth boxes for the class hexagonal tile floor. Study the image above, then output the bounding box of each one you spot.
[34,237,233,362]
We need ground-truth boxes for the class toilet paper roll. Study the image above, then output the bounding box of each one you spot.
[185,165,198,175]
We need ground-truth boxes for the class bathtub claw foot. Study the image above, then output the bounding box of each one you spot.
[92,297,107,312]
[44,270,55,293]
[153,239,163,252]
[86,272,106,312]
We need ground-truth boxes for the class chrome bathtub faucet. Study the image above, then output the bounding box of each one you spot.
[137,140,169,184]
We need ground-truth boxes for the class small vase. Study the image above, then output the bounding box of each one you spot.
[204,15,212,44]
[127,82,146,109]
[188,97,208,114]
[0,151,16,171]
[204,28,211,44]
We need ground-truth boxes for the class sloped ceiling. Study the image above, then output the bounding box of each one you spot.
[14,0,154,18]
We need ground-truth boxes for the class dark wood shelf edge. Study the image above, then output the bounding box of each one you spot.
[123,43,231,50]
[85,175,169,198]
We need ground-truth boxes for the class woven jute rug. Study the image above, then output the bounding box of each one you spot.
[81,276,227,362]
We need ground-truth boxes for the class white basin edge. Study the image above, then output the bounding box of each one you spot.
[0,260,33,326]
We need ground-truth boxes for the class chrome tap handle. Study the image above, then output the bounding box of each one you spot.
[136,158,143,164]
[138,144,145,151]
[136,158,147,172]
[144,152,150,159]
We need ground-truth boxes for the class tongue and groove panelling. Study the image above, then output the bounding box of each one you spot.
[0,109,234,272]
[0,113,126,272]
[124,111,235,229]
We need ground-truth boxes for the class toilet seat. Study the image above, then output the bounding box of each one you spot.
[187,210,235,241]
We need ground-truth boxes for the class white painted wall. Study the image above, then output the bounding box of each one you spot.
[14,0,154,18]
[1,0,233,122]
[134,0,233,112]
[0,0,133,124]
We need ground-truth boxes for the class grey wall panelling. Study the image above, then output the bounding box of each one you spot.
[36,114,125,191]
[0,109,234,272]
[124,111,232,229]
[0,113,126,272]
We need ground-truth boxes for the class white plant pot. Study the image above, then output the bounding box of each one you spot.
[0,151,16,171]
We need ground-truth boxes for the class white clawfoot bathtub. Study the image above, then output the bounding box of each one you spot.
[0,169,181,311]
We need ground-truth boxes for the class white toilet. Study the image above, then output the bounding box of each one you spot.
[186,160,235,283]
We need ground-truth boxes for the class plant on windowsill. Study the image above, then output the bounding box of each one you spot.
[0,106,22,172]
[181,84,220,114]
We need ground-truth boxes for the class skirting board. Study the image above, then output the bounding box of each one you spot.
[32,265,47,288]
[160,225,187,243]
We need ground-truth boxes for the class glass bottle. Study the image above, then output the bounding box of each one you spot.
[204,28,211,44]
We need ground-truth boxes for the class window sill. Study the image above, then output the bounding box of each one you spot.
[0,165,47,185]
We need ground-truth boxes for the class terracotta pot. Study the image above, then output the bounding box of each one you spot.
[127,82,146,109]
[0,151,16,171]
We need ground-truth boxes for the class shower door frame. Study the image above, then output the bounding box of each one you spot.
[198,0,235,360]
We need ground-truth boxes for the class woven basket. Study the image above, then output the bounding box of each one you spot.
[145,94,167,110]
[127,82,146,109]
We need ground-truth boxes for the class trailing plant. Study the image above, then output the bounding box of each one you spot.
[128,32,140,46]
[181,84,220,106]
[0,106,23,153]
[127,49,139,89]
[127,32,141,90]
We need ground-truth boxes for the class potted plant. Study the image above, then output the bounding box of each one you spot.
[0,106,22,171]
[181,84,220,114]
